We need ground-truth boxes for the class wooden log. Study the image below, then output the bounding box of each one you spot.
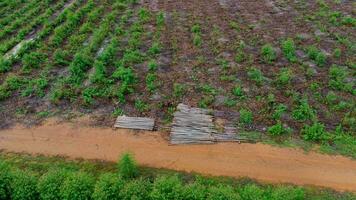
[114,116,155,131]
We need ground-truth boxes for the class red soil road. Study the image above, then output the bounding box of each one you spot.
[0,119,355,192]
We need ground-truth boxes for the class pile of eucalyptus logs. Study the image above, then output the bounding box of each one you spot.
[170,104,216,144]
[114,116,155,131]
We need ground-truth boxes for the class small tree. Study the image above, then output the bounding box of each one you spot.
[60,172,95,200]
[37,169,68,200]
[118,153,138,179]
[92,173,125,200]
[10,170,39,200]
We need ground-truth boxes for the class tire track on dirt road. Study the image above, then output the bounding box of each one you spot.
[0,118,355,192]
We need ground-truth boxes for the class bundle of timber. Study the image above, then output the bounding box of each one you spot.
[114,116,155,131]
[170,104,216,144]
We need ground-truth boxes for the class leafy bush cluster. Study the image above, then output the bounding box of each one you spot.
[261,44,277,63]
[2,152,338,200]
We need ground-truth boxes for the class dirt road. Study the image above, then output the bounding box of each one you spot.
[0,119,355,191]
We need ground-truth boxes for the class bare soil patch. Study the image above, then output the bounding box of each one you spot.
[0,118,355,192]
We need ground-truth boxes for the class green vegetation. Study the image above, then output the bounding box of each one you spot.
[261,44,277,63]
[0,153,354,200]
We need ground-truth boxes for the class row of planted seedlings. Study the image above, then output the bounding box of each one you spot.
[0,0,37,29]
[0,0,70,57]
[74,5,160,115]
[0,0,87,100]
[79,4,136,107]
[0,0,86,74]
[0,0,51,42]
[0,0,34,20]
[48,0,134,106]
[19,0,105,101]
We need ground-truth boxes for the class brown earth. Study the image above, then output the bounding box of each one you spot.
[0,118,355,192]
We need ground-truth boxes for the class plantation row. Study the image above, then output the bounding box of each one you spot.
[1,153,355,200]
[0,0,354,157]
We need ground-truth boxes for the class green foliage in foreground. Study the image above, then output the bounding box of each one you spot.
[0,153,355,200]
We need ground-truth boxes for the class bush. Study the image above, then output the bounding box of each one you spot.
[10,170,39,200]
[93,173,125,200]
[22,52,47,72]
[270,186,305,200]
[301,122,329,142]
[232,85,244,98]
[239,108,253,125]
[261,44,277,63]
[247,67,265,86]
[183,183,207,200]
[0,58,11,73]
[281,38,297,62]
[239,183,265,200]
[272,104,287,120]
[207,184,240,200]
[276,68,292,86]
[0,161,12,200]
[292,99,316,121]
[118,153,138,179]
[306,46,327,67]
[122,179,151,200]
[37,169,68,200]
[268,121,292,136]
[150,175,184,200]
[60,172,95,200]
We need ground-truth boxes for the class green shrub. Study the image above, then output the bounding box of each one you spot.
[326,91,337,104]
[135,99,149,113]
[333,48,341,58]
[281,38,297,62]
[22,52,47,72]
[0,161,12,200]
[306,46,327,67]
[292,99,316,121]
[150,175,184,200]
[118,153,138,179]
[207,184,240,200]
[301,122,329,142]
[183,183,207,200]
[272,104,287,120]
[173,83,186,98]
[270,186,305,200]
[148,42,161,55]
[37,169,68,200]
[247,67,264,86]
[239,183,265,200]
[122,179,151,200]
[156,12,165,27]
[261,44,277,63]
[10,170,39,200]
[146,73,157,92]
[329,65,353,93]
[268,121,292,136]
[60,172,95,200]
[0,58,11,73]
[276,68,292,86]
[92,173,125,200]
[53,49,69,66]
[239,108,253,125]
[232,85,244,98]
[148,60,158,71]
